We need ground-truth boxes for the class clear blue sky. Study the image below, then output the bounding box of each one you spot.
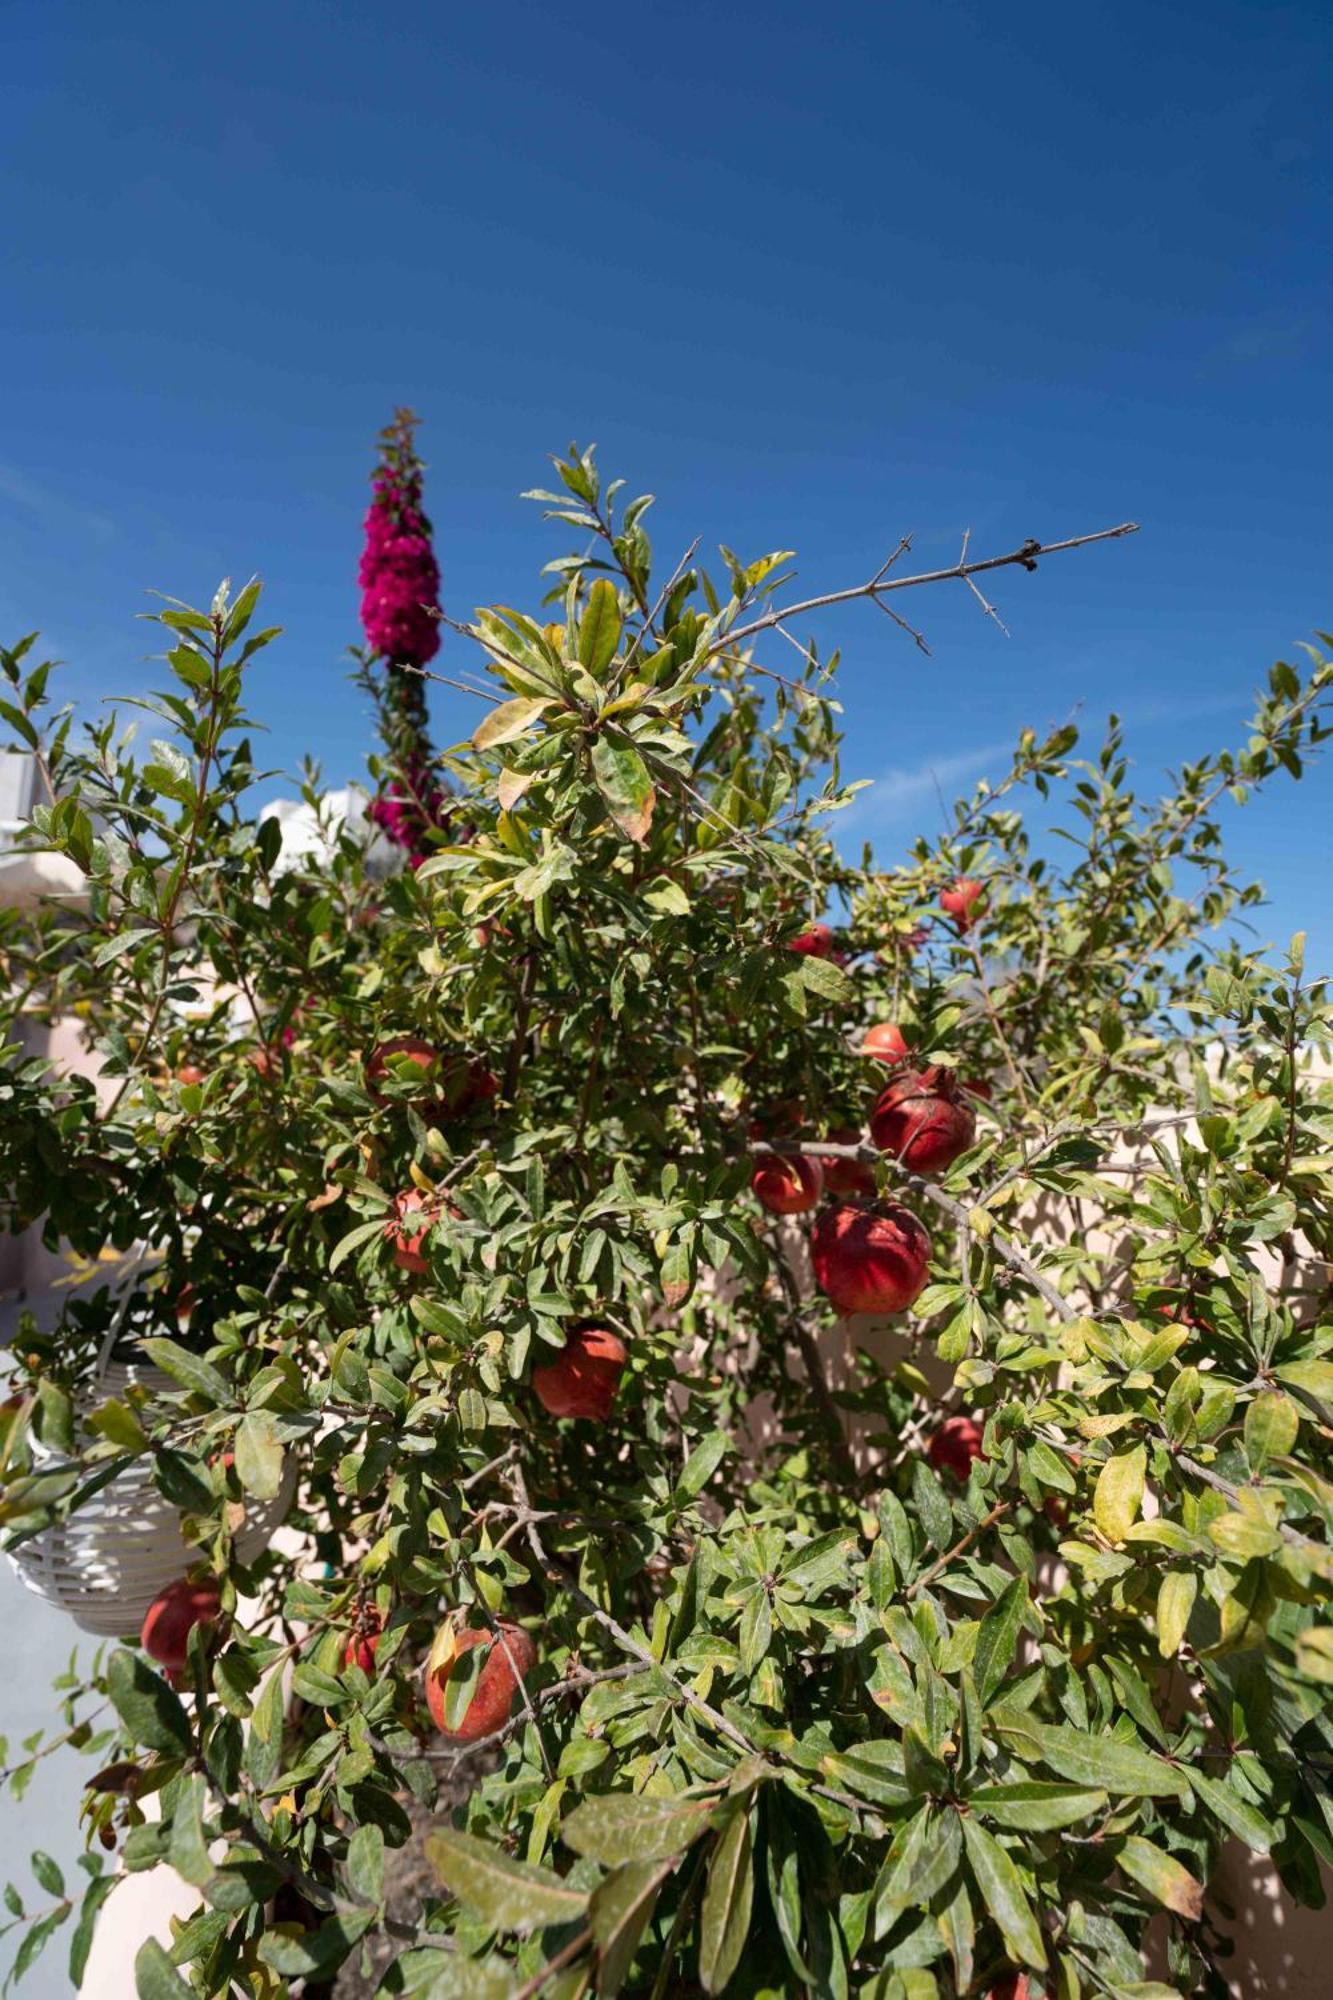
[3,0,1330,965]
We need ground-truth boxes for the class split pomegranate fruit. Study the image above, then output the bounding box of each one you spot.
[870,1066,976,1174]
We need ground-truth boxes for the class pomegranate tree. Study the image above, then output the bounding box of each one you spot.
[0,429,1329,1997]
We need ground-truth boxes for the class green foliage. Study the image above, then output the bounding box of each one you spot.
[0,457,1331,1997]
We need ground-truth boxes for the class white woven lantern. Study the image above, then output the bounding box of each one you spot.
[8,1352,295,1639]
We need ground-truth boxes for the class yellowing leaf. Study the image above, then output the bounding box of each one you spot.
[1156,1571,1197,1658]
[591,733,655,844]
[472,696,552,752]
[426,1621,461,1680]
[1244,1391,1299,1472]
[1295,1626,1333,1683]
[1116,1834,1204,1920]
[1094,1445,1146,1545]
[497,766,535,810]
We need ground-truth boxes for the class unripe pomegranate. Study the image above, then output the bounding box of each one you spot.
[424,1621,538,1740]
[818,1129,876,1198]
[785,924,834,958]
[141,1578,222,1674]
[344,1610,383,1675]
[365,1035,439,1103]
[861,1022,911,1064]
[928,1415,985,1479]
[385,1189,431,1274]
[939,877,985,931]
[870,1067,976,1174]
[751,1153,823,1215]
[811,1202,931,1315]
[532,1325,626,1421]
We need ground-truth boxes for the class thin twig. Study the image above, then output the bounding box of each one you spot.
[907,1502,1013,1598]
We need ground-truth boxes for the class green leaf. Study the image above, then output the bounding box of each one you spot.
[1244,1391,1299,1472]
[107,1650,192,1756]
[92,927,159,967]
[135,1937,194,1999]
[244,1664,286,1790]
[968,1783,1107,1832]
[675,1430,731,1503]
[473,696,553,752]
[68,1873,118,1987]
[990,1714,1190,1800]
[1094,1446,1146,1544]
[257,1910,373,1976]
[911,1459,954,1552]
[1027,1442,1078,1494]
[346,1822,385,1906]
[960,1816,1047,1972]
[796,952,855,1005]
[30,1851,64,1898]
[233,1410,284,1501]
[1190,1768,1272,1853]
[1115,1835,1204,1920]
[973,1575,1027,1705]
[579,579,623,675]
[167,1773,212,1887]
[699,1808,754,1996]
[561,1792,718,1866]
[739,1591,772,1676]
[87,1397,149,1452]
[424,1828,588,1932]
[590,1857,674,1997]
[139,1338,230,1407]
[591,733,655,844]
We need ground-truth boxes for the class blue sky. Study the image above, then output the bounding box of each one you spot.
[2,0,1330,965]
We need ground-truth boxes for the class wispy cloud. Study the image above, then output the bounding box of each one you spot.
[845,738,1014,833]
[0,463,116,546]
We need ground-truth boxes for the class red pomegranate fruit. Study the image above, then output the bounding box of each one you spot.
[811,1202,931,1316]
[751,1153,823,1215]
[785,924,834,958]
[531,1325,627,1421]
[344,1611,384,1675]
[928,1415,986,1479]
[818,1129,876,1198]
[424,1621,538,1740]
[365,1035,439,1103]
[986,1975,1030,2000]
[861,1022,911,1064]
[141,1578,222,1674]
[385,1189,431,1274]
[939,877,985,931]
[176,1063,206,1087]
[870,1066,976,1174]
